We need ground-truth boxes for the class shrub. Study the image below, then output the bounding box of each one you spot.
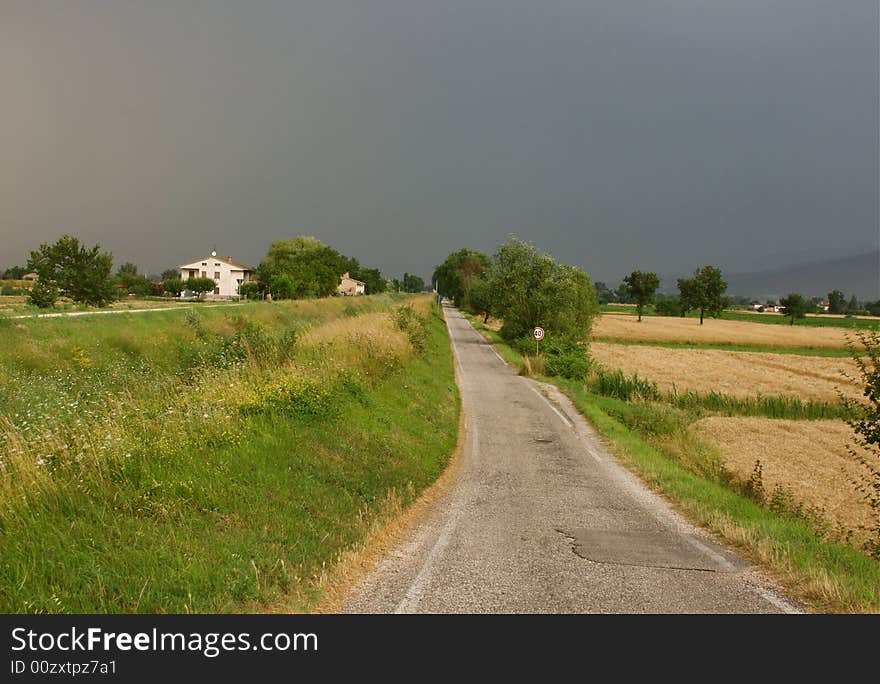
[28,279,59,308]
[394,305,427,353]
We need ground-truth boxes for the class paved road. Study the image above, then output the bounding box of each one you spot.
[344,305,801,613]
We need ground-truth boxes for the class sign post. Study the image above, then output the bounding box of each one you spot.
[533,326,545,355]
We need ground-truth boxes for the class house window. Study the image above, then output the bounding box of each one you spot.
[214,287,220,295]
[201,271,207,278]
[202,262,207,266]
[214,271,220,279]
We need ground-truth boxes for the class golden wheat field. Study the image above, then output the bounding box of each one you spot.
[693,417,875,542]
[591,342,861,401]
[594,314,856,349]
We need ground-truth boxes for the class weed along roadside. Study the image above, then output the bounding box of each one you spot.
[461,311,880,613]
[0,294,460,613]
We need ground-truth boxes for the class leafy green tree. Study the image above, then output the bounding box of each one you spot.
[27,278,59,308]
[614,282,634,304]
[486,237,598,344]
[622,270,660,321]
[654,295,681,317]
[390,278,402,293]
[432,249,491,305]
[162,278,185,296]
[258,237,351,298]
[269,274,295,299]
[349,266,385,295]
[678,265,727,325]
[402,273,426,293]
[27,235,115,307]
[238,281,264,299]
[828,290,847,315]
[779,293,808,325]
[117,262,139,277]
[160,268,180,281]
[186,276,216,300]
[1,266,26,280]
[594,281,615,305]
[467,276,493,323]
[848,294,860,313]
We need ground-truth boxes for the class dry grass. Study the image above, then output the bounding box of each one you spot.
[694,417,875,545]
[595,314,855,349]
[591,342,861,401]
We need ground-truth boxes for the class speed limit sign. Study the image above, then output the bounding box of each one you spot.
[533,327,545,341]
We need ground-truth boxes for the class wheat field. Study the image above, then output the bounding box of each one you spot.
[694,417,876,542]
[595,314,856,349]
[591,342,861,401]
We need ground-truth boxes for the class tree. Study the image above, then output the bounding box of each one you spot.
[349,266,385,295]
[117,262,139,277]
[258,237,351,299]
[678,266,727,325]
[432,249,491,305]
[160,268,180,281]
[162,278,185,296]
[27,278,59,308]
[654,295,682,317]
[268,274,295,300]
[485,237,598,344]
[622,270,659,322]
[594,281,615,305]
[614,282,634,304]
[828,290,847,315]
[186,277,216,300]
[779,293,808,325]
[467,276,493,323]
[1,266,26,280]
[848,294,860,313]
[27,235,115,307]
[402,273,426,293]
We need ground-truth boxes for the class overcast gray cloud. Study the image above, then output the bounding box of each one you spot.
[1,1,877,287]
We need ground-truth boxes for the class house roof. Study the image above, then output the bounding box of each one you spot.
[179,255,255,271]
[339,272,365,285]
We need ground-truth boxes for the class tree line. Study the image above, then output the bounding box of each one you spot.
[434,238,599,378]
[7,234,427,308]
[605,270,880,324]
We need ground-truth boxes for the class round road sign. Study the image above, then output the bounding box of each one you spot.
[533,327,545,341]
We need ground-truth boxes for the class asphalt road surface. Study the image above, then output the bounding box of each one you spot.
[344,305,801,613]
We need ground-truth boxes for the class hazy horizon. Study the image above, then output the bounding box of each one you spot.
[2,1,877,288]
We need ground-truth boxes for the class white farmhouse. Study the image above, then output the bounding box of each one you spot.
[179,251,255,299]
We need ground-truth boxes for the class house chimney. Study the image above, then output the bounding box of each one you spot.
[227,256,233,263]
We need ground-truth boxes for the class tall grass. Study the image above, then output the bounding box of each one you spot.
[0,294,458,613]
[586,366,851,420]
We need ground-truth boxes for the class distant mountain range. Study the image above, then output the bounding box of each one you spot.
[659,249,880,301]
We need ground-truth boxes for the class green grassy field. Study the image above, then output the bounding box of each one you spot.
[0,294,459,613]
[601,304,880,329]
[462,311,880,612]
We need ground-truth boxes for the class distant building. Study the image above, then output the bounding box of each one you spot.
[179,251,254,299]
[818,300,830,312]
[21,272,37,281]
[338,272,365,296]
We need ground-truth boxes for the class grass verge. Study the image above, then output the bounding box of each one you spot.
[0,295,459,613]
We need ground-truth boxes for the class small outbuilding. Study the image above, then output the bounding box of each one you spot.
[338,272,366,296]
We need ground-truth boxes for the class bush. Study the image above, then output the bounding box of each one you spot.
[28,279,59,308]
[654,295,681,317]
[394,304,427,353]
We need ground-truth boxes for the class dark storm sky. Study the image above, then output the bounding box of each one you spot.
[2,1,877,283]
